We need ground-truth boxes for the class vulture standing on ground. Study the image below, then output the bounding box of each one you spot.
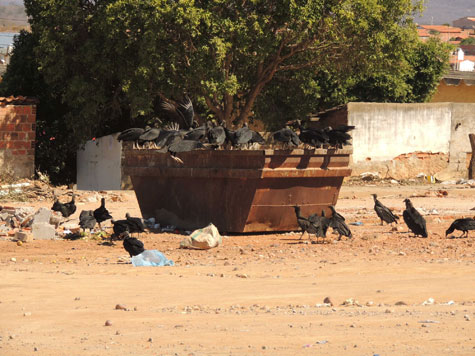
[93,198,113,230]
[328,205,352,240]
[445,217,475,238]
[372,194,399,225]
[293,205,320,241]
[123,231,145,257]
[402,198,428,238]
[125,213,146,237]
[79,210,96,233]
[51,193,77,218]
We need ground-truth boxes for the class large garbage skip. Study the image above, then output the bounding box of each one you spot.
[123,147,352,233]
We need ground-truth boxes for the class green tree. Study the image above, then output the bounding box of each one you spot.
[0,31,75,184]
[23,0,430,129]
[460,37,475,45]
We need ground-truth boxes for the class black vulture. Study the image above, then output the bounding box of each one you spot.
[295,120,329,148]
[272,126,301,149]
[125,212,146,237]
[137,127,161,148]
[235,123,254,147]
[79,210,96,233]
[372,194,399,225]
[207,122,226,146]
[402,198,428,238]
[93,198,113,230]
[249,129,265,145]
[167,138,205,164]
[184,123,206,141]
[308,209,330,242]
[293,205,320,241]
[161,95,194,130]
[328,206,352,240]
[222,122,238,148]
[117,128,145,148]
[325,125,355,148]
[123,231,145,257]
[445,218,475,238]
[51,193,76,218]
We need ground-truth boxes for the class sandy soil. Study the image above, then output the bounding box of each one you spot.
[1,183,475,355]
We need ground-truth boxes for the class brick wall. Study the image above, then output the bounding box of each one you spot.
[0,103,36,178]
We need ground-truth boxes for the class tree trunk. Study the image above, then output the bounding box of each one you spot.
[469,134,475,179]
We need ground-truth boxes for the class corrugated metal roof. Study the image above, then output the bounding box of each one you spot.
[0,96,39,105]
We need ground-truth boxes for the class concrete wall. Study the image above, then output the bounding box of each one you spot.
[0,104,36,178]
[348,102,452,163]
[77,133,124,190]
[447,103,475,174]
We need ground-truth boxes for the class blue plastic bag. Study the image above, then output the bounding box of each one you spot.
[131,250,174,267]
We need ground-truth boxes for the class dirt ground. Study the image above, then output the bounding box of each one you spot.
[1,183,475,356]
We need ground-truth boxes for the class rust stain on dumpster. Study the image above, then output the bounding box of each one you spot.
[123,147,352,233]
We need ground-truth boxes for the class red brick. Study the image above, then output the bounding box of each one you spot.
[30,141,35,149]
[27,149,35,155]
[27,114,36,123]
[16,132,26,140]
[32,123,36,131]
[12,149,27,155]
[0,124,15,131]
[31,106,37,115]
[27,132,35,140]
[21,123,31,132]
[0,141,5,149]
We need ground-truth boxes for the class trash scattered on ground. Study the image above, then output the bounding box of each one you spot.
[316,340,328,344]
[349,221,363,226]
[131,250,174,267]
[180,223,222,250]
[422,297,435,305]
[418,320,440,324]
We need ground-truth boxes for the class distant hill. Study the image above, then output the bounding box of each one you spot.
[415,0,474,25]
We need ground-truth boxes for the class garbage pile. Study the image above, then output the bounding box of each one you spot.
[0,206,62,241]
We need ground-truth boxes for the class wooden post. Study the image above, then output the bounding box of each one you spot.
[469,134,475,179]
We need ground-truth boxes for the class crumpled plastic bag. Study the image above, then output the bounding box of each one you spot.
[180,223,222,250]
[131,249,174,267]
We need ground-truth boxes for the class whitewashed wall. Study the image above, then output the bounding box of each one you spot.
[348,102,452,163]
[77,133,122,190]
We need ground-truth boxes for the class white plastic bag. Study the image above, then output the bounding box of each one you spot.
[180,223,222,250]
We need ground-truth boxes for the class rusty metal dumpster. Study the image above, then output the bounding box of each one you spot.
[123,147,352,233]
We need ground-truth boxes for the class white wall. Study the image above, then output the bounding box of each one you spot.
[348,102,452,163]
[77,133,122,190]
[460,60,475,72]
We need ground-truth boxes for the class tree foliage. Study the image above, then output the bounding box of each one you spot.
[1,0,451,182]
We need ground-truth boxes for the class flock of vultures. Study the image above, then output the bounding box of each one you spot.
[48,96,475,258]
[117,96,354,163]
[51,190,475,259]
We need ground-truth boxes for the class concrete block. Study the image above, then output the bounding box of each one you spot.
[15,231,33,242]
[32,222,56,240]
[33,207,52,224]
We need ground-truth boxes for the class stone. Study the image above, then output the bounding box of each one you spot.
[32,222,56,240]
[15,231,33,243]
[105,320,112,326]
[323,297,333,306]
[33,208,52,224]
